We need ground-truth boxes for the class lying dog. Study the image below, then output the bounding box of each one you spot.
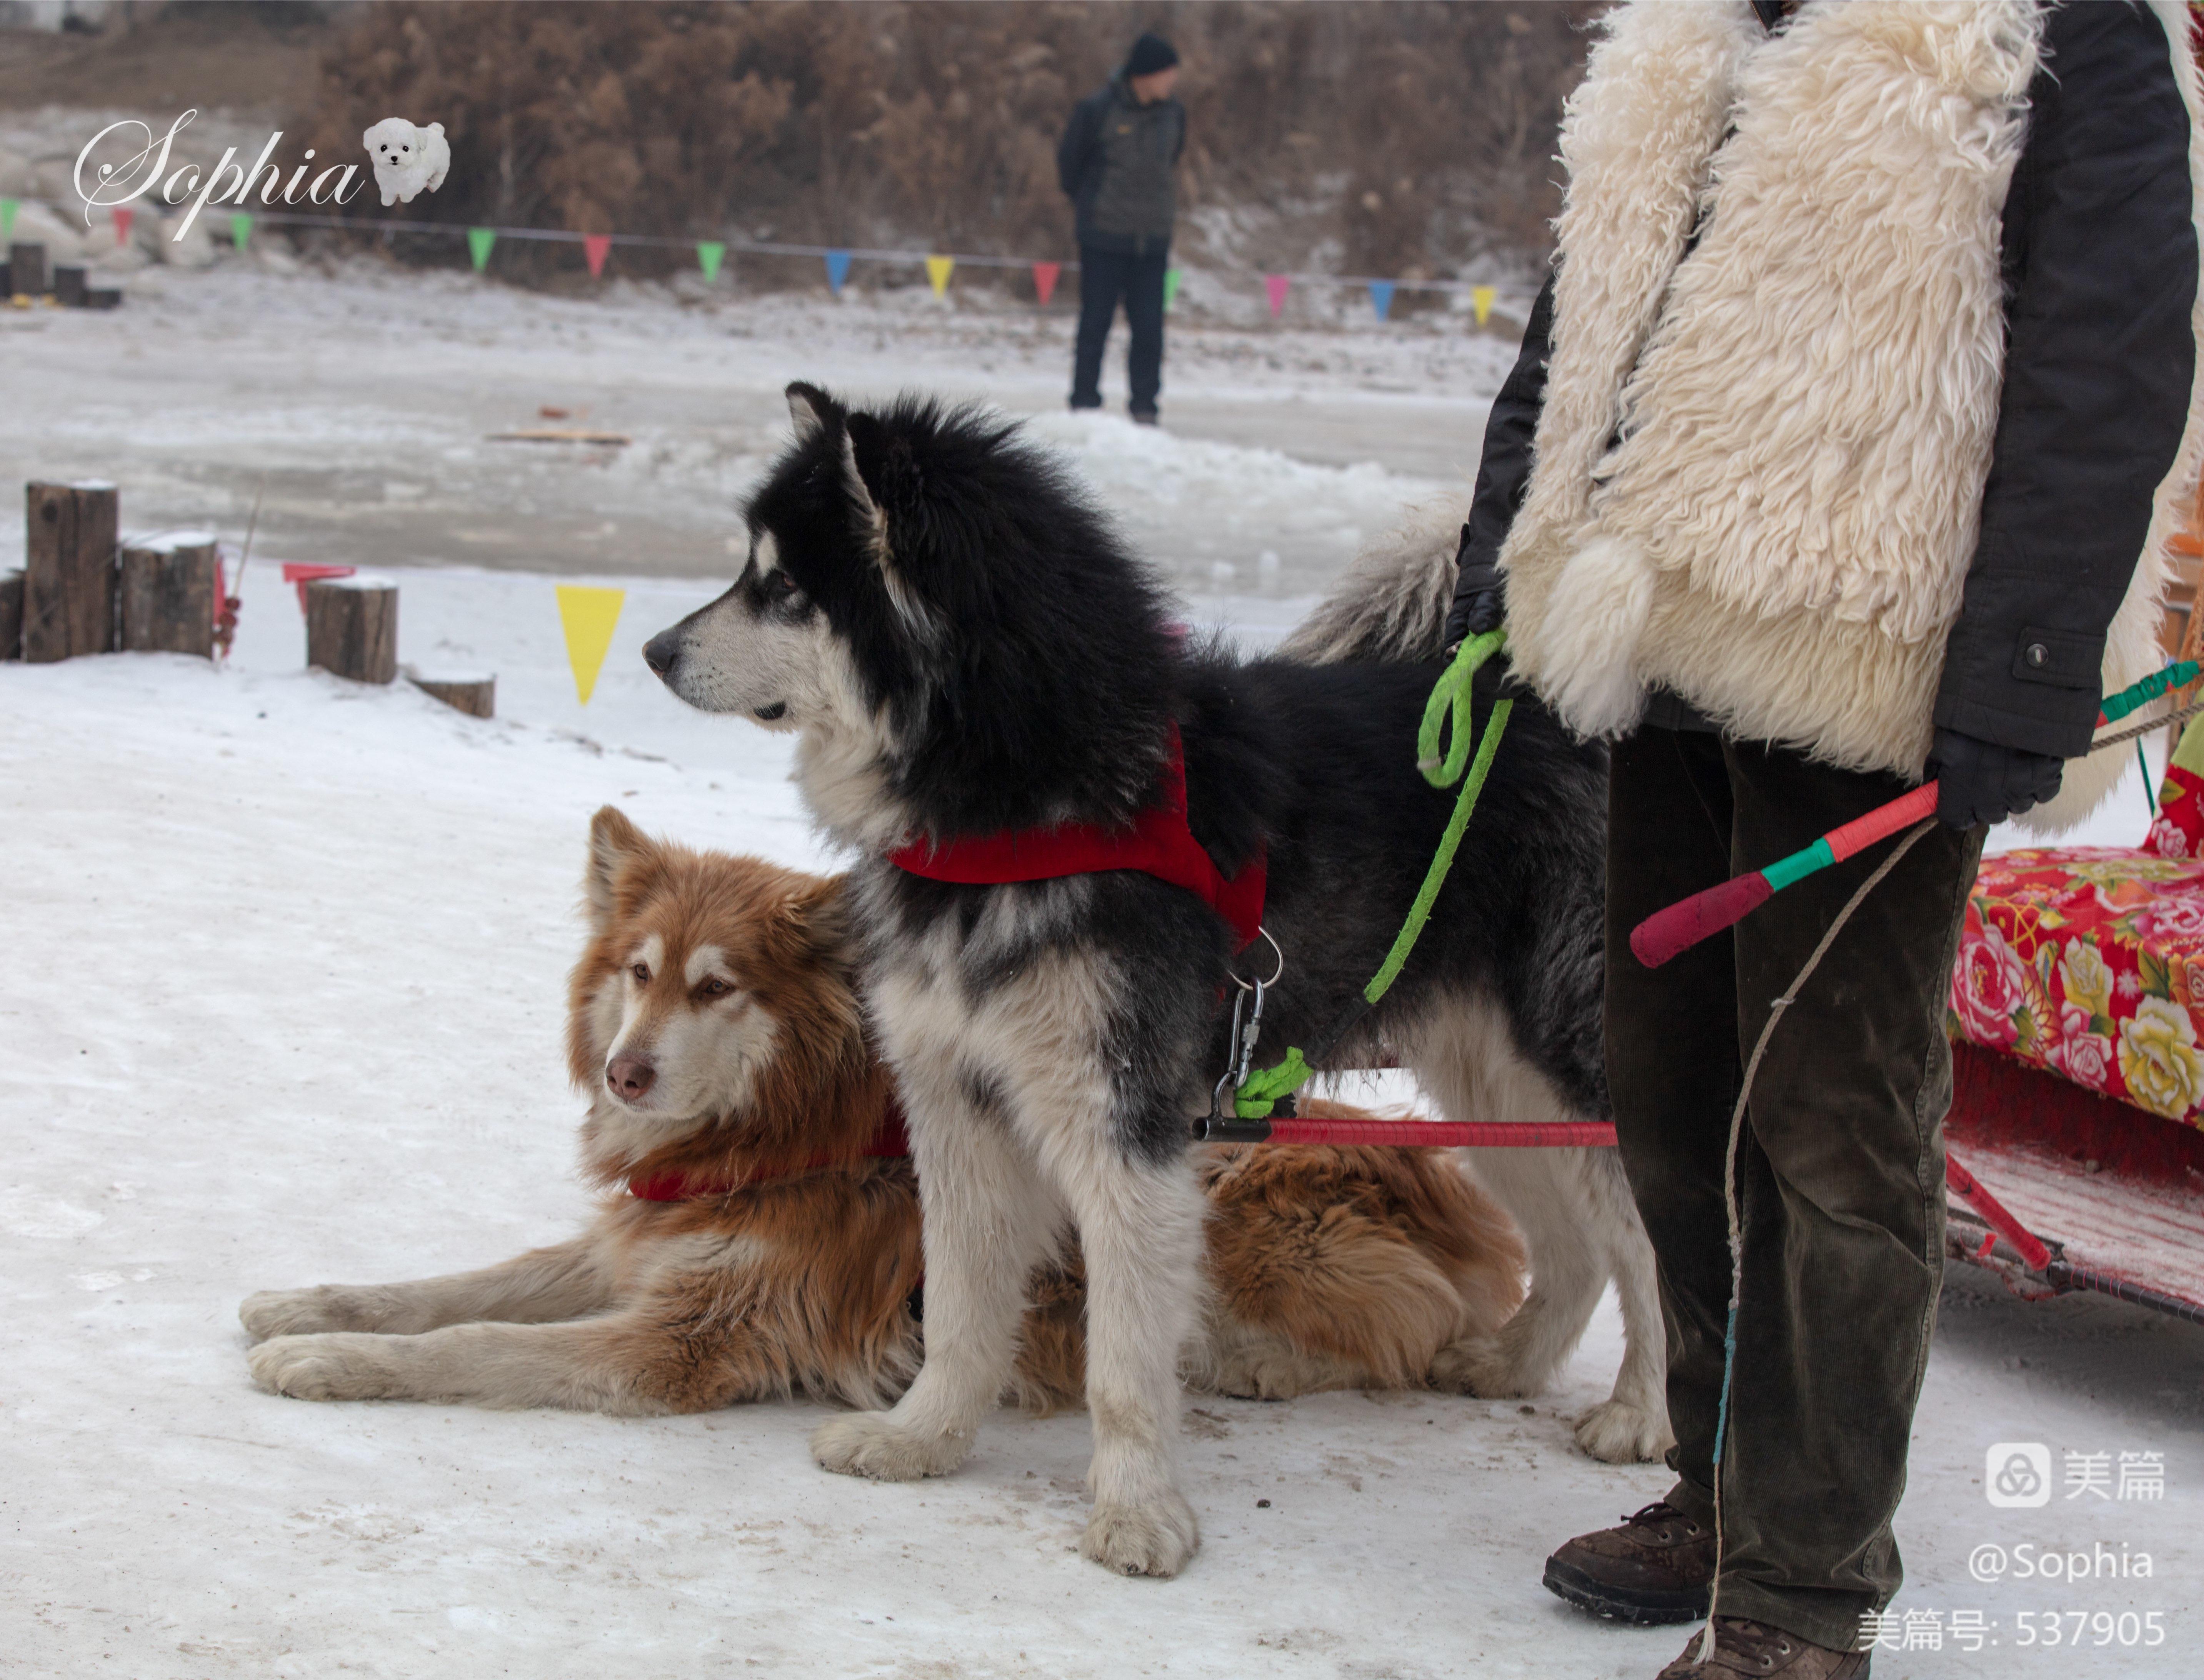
[641,385,1666,1580]
[242,808,1527,1414]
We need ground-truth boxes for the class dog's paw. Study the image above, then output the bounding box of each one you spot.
[1427,1335,1538,1399]
[248,1333,408,1402]
[1572,1398,1676,1465]
[239,1286,377,1342]
[1081,1491,1200,1578]
[810,1411,970,1482]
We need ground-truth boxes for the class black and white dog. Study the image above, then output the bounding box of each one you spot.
[645,385,1664,1578]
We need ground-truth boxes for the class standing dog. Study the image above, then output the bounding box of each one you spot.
[644,385,1666,1578]
[241,809,1528,1413]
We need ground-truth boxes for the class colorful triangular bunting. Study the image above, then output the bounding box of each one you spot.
[1471,284,1496,327]
[112,207,134,247]
[825,250,851,293]
[0,198,15,241]
[1264,273,1290,318]
[582,234,611,278]
[468,227,497,272]
[1163,267,1182,312]
[555,585,626,706]
[230,212,252,251]
[1031,261,1060,306]
[925,255,954,297]
[697,241,726,282]
[1369,280,1395,321]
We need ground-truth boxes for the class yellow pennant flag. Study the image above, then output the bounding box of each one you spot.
[556,584,626,705]
[1471,285,1497,328]
[925,255,955,297]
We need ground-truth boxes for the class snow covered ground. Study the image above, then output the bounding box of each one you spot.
[3,555,2200,1680]
[5,251,2201,1677]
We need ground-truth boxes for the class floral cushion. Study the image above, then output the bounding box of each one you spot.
[1951,848,2204,1127]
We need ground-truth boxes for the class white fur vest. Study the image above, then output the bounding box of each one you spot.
[1502,0,2204,809]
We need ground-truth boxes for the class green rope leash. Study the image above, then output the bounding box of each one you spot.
[1232,630,1514,1118]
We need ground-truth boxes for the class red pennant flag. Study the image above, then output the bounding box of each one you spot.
[1264,274,1290,318]
[583,235,612,278]
[281,562,356,613]
[1031,261,1060,306]
[112,207,134,247]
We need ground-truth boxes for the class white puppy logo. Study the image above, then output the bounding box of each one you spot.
[362,117,450,207]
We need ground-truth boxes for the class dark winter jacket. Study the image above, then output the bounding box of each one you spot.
[1058,76,1187,255]
[1450,0,2197,763]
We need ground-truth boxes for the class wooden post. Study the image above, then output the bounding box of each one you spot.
[9,242,47,297]
[0,568,22,660]
[52,265,86,308]
[119,533,218,657]
[406,669,496,718]
[24,480,119,662]
[305,577,397,683]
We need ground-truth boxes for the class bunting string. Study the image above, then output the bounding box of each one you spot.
[2,193,1529,322]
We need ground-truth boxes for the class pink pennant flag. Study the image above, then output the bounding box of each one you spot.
[112,207,134,247]
[1031,261,1060,306]
[583,235,612,278]
[281,562,356,613]
[1264,274,1290,318]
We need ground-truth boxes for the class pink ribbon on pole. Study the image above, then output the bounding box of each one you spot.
[281,562,356,613]
[1264,274,1290,318]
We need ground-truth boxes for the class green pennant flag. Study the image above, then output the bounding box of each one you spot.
[1163,267,1183,312]
[697,241,726,282]
[468,227,496,272]
[0,198,16,242]
[230,212,252,250]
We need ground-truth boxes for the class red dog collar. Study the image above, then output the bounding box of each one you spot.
[887,724,1266,950]
[627,1102,912,1202]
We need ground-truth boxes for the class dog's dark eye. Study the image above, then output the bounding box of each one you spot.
[630,963,650,984]
[697,977,734,998]
[775,572,798,595]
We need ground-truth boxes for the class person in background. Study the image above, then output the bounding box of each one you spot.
[1058,30,1185,425]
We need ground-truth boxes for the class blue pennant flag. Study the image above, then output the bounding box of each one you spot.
[825,250,852,293]
[1369,280,1395,321]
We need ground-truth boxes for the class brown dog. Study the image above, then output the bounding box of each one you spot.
[242,808,1524,1413]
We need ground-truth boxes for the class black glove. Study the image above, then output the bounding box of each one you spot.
[1929,727,2065,829]
[1442,523,1506,650]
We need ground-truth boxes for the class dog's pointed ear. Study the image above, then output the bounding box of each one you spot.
[784,873,853,960]
[845,411,893,507]
[785,381,844,442]
[584,805,654,927]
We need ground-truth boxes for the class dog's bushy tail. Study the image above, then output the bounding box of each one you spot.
[1278,490,1469,665]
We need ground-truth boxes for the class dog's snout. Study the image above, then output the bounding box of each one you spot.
[642,628,680,680]
[606,1056,657,1101]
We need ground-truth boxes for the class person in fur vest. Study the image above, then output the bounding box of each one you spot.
[1443,3,2200,1676]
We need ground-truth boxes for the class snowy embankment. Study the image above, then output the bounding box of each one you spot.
[4,553,2199,1679]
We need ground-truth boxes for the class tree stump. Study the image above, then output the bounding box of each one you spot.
[9,242,47,297]
[406,669,496,718]
[52,265,86,308]
[24,480,120,662]
[305,577,397,683]
[0,568,22,660]
[119,533,219,657]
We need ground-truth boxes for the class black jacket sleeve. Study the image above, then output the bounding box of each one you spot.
[1445,273,1556,642]
[1934,0,2197,759]
[1058,90,1105,200]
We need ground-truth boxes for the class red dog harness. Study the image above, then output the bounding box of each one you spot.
[627,1103,912,1202]
[886,725,1266,950]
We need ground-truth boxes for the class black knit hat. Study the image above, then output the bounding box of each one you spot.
[1125,32,1179,77]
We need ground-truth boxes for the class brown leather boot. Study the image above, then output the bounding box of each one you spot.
[1543,1501,1715,1624]
[1657,1618,1869,1677]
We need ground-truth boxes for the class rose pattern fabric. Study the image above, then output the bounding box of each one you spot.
[1951,846,2204,1129]
[2144,763,2204,859]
